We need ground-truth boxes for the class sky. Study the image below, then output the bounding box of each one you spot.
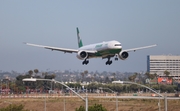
[0,0,180,73]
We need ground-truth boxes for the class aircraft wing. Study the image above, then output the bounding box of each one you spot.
[24,42,97,54]
[24,42,78,53]
[123,44,157,52]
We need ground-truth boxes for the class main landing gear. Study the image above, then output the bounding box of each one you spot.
[106,57,112,65]
[82,59,89,65]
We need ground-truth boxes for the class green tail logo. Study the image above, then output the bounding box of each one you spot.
[77,27,83,48]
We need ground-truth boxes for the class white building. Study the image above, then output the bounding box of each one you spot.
[147,55,180,76]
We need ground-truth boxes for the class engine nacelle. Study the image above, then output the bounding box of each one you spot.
[119,51,129,60]
[76,50,88,60]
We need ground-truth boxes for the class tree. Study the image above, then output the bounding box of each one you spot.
[75,106,85,111]
[163,70,172,80]
[0,104,29,111]
[145,72,156,79]
[67,83,81,88]
[34,69,39,76]
[92,73,96,82]
[16,74,31,92]
[44,74,56,79]
[164,70,170,76]
[76,104,107,111]
[84,70,88,81]
[88,104,107,111]
[42,72,48,77]
[105,76,110,83]
[80,70,88,82]
[128,73,137,82]
[112,73,116,80]
[28,70,33,77]
[84,70,88,75]
[81,72,85,81]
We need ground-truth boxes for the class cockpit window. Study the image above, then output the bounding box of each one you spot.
[115,44,121,46]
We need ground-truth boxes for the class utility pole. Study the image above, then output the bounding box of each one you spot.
[164,93,167,111]
[44,95,46,111]
[85,93,88,111]
[116,92,118,111]
[158,88,161,111]
[64,98,66,111]
[23,78,88,111]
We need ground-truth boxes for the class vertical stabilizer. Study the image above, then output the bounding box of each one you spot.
[77,27,83,48]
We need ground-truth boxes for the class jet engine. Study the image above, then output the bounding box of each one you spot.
[76,50,88,60]
[119,51,129,60]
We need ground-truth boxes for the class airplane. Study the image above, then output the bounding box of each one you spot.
[24,27,156,65]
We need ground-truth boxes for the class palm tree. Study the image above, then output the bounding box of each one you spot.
[145,72,156,79]
[28,70,33,77]
[128,73,137,82]
[163,70,173,83]
[164,70,170,76]
[34,69,39,77]
[154,73,158,78]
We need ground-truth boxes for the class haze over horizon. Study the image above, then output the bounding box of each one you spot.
[1,1,180,73]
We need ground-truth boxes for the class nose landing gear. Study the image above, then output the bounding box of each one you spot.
[115,54,118,61]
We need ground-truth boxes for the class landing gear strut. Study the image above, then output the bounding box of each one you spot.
[115,54,118,61]
[106,57,112,65]
[82,59,89,65]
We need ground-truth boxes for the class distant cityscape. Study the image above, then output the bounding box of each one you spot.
[0,55,180,84]
[1,55,180,95]
[0,70,136,83]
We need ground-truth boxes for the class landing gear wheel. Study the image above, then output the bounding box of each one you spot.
[106,60,112,65]
[106,61,108,65]
[105,57,113,65]
[109,60,112,65]
[85,60,89,64]
[82,59,89,65]
[115,54,118,61]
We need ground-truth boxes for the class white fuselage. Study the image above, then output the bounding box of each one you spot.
[78,40,122,58]
[79,40,122,51]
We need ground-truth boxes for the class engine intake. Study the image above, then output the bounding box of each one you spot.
[119,51,129,60]
[76,51,88,60]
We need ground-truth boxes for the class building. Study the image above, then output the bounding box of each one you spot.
[147,55,180,76]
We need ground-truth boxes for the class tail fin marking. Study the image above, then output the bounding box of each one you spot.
[77,27,83,48]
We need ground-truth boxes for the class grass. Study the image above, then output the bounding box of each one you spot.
[0,97,180,111]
